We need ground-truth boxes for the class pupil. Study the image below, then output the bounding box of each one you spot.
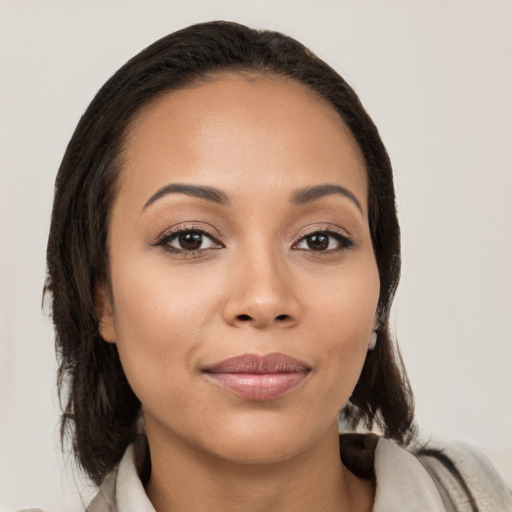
[179,232,202,250]
[307,234,328,251]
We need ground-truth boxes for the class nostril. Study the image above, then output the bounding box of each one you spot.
[276,314,290,321]
[237,314,252,321]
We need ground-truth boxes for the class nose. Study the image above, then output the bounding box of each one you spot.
[222,245,301,330]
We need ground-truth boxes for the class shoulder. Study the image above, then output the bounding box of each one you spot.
[477,445,512,489]
[364,435,512,511]
[413,439,512,511]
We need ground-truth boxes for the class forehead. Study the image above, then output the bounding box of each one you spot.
[118,72,367,210]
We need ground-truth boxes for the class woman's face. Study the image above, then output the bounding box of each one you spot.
[99,74,380,464]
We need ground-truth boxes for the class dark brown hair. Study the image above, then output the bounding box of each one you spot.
[45,20,414,486]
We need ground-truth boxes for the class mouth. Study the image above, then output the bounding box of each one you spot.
[202,353,312,401]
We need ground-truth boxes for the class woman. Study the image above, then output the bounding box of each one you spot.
[43,21,511,511]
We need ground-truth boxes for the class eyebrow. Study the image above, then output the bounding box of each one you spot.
[143,183,230,210]
[142,182,362,213]
[291,183,363,212]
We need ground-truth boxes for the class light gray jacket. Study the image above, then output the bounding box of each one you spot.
[18,436,512,511]
[84,437,512,512]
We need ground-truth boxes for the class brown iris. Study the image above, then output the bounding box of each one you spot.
[178,232,203,250]
[306,233,329,251]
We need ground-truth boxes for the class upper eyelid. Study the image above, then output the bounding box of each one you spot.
[294,224,352,240]
[152,224,221,244]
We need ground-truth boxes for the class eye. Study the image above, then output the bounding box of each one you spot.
[153,228,222,254]
[294,230,353,252]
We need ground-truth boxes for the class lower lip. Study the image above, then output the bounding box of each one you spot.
[205,372,309,400]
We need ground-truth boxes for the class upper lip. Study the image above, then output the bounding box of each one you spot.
[203,353,311,374]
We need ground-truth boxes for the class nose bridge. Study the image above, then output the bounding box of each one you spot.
[223,236,299,328]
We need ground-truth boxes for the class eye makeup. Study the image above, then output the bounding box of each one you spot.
[150,224,223,257]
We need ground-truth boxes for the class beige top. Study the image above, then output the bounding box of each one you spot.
[16,437,512,511]
[83,438,512,512]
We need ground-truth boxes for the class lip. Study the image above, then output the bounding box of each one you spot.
[202,353,311,400]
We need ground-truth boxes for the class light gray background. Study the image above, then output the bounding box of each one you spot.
[1,0,511,510]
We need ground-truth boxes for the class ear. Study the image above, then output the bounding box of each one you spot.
[95,282,117,343]
[373,312,380,331]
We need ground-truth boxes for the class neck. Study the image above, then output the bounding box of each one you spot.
[145,422,374,512]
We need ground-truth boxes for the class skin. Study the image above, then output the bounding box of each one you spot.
[98,73,379,512]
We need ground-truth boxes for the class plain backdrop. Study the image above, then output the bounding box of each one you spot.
[1,0,511,510]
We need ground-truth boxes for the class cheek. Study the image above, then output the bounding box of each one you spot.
[303,258,379,394]
[108,258,224,399]
[111,251,223,336]
[306,257,380,339]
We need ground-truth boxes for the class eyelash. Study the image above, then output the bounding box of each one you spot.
[151,226,354,256]
[293,228,354,253]
[151,226,223,256]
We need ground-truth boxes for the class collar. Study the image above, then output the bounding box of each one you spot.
[372,438,445,511]
[115,444,155,512]
[97,438,446,511]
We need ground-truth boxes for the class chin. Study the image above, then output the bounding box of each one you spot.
[199,410,336,466]
[211,436,306,466]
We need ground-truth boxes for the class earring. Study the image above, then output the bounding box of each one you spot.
[98,322,105,332]
[368,330,377,350]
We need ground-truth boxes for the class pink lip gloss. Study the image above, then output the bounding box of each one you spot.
[203,353,311,400]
